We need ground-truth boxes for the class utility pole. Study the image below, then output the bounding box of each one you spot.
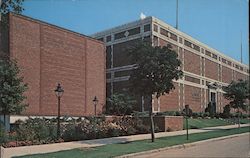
[176,0,179,29]
[240,31,242,63]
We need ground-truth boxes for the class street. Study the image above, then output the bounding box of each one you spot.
[134,134,250,158]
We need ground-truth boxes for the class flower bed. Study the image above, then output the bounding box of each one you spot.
[1,116,151,148]
[0,115,183,148]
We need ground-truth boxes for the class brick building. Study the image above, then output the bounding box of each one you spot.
[92,16,249,113]
[0,13,106,117]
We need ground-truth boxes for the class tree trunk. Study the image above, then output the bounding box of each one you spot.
[149,109,155,142]
[149,95,155,142]
[3,113,6,126]
[3,113,6,132]
[238,108,240,128]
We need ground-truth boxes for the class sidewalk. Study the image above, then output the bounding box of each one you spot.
[1,124,249,158]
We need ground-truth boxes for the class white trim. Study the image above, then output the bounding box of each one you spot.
[91,17,152,37]
[107,64,137,73]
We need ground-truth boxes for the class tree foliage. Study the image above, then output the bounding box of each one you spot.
[223,79,249,111]
[128,41,183,142]
[0,0,24,15]
[129,42,183,98]
[106,93,136,116]
[0,59,28,117]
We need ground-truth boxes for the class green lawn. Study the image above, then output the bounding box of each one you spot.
[183,118,250,129]
[16,126,250,158]
[183,118,233,129]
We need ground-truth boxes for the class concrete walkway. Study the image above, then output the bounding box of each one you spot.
[1,124,249,158]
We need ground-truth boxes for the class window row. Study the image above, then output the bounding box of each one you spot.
[97,24,151,42]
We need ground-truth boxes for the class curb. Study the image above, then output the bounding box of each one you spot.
[115,132,249,158]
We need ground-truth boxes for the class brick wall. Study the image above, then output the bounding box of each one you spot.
[222,66,232,83]
[235,71,248,81]
[184,49,200,75]
[8,14,105,116]
[184,85,201,112]
[141,116,183,131]
[160,83,179,111]
[158,38,177,51]
[205,58,218,80]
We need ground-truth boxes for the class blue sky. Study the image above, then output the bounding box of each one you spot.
[23,0,249,65]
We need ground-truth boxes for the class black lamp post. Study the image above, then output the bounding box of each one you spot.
[93,96,98,116]
[55,83,64,139]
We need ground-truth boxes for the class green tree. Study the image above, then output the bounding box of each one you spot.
[1,0,25,59]
[129,42,183,142]
[223,79,249,127]
[106,93,136,116]
[0,59,28,128]
[0,0,24,15]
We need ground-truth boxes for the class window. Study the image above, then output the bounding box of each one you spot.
[212,54,217,60]
[235,65,239,69]
[143,36,151,42]
[227,61,232,66]
[144,24,150,32]
[193,44,200,52]
[128,27,140,36]
[154,24,158,32]
[97,37,104,41]
[170,32,177,41]
[106,35,111,42]
[114,31,126,40]
[160,28,169,37]
[184,40,192,48]
[179,37,183,44]
[221,58,227,64]
[205,50,212,57]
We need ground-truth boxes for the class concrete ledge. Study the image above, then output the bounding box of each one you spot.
[115,132,249,158]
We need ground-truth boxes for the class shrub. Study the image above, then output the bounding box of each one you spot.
[192,112,199,118]
[156,111,182,116]
[15,118,57,143]
[241,114,249,119]
[182,107,193,117]
[205,102,216,118]
[222,105,231,118]
[175,111,181,116]
[0,121,7,144]
[106,93,136,116]
[203,112,210,117]
[132,111,149,117]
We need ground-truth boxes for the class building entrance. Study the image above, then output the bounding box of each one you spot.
[210,92,216,112]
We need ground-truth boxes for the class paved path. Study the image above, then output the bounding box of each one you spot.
[133,133,250,158]
[1,124,249,158]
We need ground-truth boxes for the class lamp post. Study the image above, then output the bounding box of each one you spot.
[54,83,64,139]
[93,96,98,116]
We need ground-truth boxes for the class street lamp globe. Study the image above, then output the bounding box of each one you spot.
[93,96,99,116]
[55,83,64,97]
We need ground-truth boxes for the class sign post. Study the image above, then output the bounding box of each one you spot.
[185,104,190,140]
